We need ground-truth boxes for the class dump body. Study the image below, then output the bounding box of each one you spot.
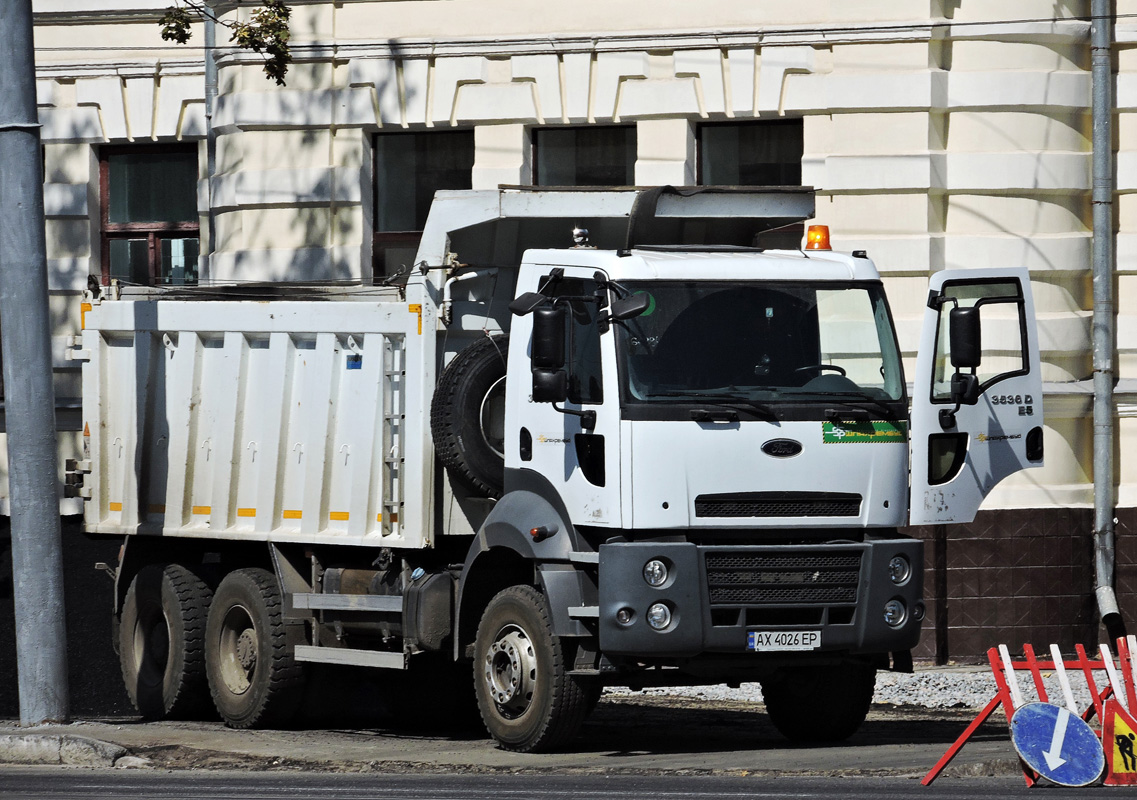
[80,292,437,549]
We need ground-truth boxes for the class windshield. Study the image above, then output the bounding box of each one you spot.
[615,281,904,408]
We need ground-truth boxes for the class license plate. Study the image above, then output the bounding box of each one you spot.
[747,630,821,652]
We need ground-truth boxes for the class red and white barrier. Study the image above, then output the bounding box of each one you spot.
[923,638,1137,787]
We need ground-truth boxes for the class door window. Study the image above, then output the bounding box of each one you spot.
[542,274,604,404]
[930,280,1028,402]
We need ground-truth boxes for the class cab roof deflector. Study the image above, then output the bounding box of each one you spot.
[417,185,816,267]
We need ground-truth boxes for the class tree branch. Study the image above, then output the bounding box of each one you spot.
[160,1,292,86]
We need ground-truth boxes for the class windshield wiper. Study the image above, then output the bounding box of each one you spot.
[802,390,901,419]
[643,390,777,420]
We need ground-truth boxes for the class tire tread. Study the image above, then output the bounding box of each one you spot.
[475,585,591,753]
[118,562,212,720]
[206,567,305,729]
[430,335,508,498]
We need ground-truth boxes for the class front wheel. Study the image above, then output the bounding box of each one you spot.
[474,585,591,752]
[760,663,876,742]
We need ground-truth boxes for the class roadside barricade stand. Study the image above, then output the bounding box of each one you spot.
[922,638,1137,787]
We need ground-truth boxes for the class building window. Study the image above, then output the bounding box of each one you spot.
[698,120,803,186]
[698,120,803,247]
[533,126,636,187]
[99,145,199,286]
[373,130,475,279]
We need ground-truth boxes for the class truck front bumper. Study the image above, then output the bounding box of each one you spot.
[596,539,923,658]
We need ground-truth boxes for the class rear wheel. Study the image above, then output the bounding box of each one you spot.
[118,563,212,720]
[761,663,876,742]
[474,585,591,752]
[205,568,306,728]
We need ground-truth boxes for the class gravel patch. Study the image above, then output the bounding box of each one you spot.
[606,665,1115,712]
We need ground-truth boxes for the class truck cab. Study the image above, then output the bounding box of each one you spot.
[503,247,921,662]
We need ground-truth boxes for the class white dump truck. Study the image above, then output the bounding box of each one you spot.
[71,186,1043,752]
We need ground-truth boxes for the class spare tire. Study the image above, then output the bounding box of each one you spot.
[431,335,509,498]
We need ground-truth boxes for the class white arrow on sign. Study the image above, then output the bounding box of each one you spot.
[1042,707,1071,770]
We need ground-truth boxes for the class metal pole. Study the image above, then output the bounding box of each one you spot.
[204,8,217,283]
[1090,0,1125,641]
[0,0,70,725]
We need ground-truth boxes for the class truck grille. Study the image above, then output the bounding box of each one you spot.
[694,491,862,518]
[704,551,862,605]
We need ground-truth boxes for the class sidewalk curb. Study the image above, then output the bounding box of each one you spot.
[0,734,128,767]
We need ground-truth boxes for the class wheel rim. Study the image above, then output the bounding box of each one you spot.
[483,623,537,719]
[131,608,170,688]
[217,603,257,695]
[480,375,507,459]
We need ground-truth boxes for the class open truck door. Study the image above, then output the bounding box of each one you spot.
[909,267,1044,524]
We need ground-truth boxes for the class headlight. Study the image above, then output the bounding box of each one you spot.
[643,559,669,587]
[884,599,907,627]
[887,555,911,585]
[646,602,672,630]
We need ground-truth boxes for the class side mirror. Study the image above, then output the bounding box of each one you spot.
[532,369,568,403]
[509,292,546,316]
[950,372,980,406]
[532,306,566,370]
[609,292,650,321]
[949,306,982,369]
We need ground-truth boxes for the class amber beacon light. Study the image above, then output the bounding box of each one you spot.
[805,225,831,250]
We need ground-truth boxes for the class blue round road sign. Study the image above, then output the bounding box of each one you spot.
[1010,702,1105,787]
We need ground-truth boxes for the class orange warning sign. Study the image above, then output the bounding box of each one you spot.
[1103,698,1137,785]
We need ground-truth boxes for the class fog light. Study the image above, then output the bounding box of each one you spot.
[643,559,669,587]
[887,555,911,585]
[884,599,907,627]
[616,607,634,625]
[646,602,672,630]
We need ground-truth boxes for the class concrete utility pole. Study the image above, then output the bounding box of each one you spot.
[0,0,70,724]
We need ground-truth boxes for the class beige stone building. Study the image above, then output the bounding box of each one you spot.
[24,0,1137,658]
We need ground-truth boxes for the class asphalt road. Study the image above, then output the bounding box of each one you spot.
[0,767,1115,800]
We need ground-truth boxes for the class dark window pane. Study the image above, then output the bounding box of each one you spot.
[109,238,151,284]
[159,238,199,285]
[373,232,423,279]
[699,120,803,186]
[550,276,603,404]
[108,151,197,223]
[375,131,474,232]
[535,127,636,187]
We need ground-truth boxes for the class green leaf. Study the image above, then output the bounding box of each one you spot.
[159,6,193,45]
[159,1,292,85]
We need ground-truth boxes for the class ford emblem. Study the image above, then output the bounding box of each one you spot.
[762,438,802,458]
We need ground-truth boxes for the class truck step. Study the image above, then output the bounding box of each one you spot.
[293,645,405,669]
[568,606,599,619]
[291,593,401,612]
